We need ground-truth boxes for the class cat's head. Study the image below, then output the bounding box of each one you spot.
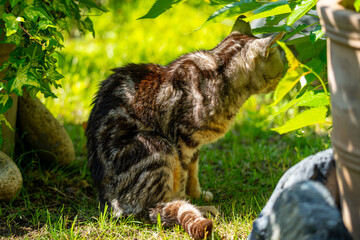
[231,16,284,94]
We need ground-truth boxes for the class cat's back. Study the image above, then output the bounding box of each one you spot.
[94,63,166,109]
[86,63,170,183]
[87,63,167,127]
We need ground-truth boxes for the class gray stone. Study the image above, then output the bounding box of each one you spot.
[261,149,338,217]
[0,151,22,200]
[265,181,351,240]
[18,92,75,165]
[248,149,351,240]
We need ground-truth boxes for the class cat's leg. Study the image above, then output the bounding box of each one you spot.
[95,131,182,217]
[186,151,213,202]
[93,130,214,238]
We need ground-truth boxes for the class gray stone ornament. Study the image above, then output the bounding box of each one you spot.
[248,149,352,240]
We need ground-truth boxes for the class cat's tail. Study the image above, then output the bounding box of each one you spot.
[149,200,213,239]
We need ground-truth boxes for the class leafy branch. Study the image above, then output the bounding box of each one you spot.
[18,24,46,48]
[0,0,107,146]
[141,0,330,134]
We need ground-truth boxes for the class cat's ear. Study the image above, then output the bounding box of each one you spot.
[260,31,285,59]
[231,15,253,36]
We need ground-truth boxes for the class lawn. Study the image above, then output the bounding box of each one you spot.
[0,1,331,239]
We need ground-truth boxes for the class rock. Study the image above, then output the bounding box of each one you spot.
[17,92,75,165]
[265,181,352,240]
[259,149,338,218]
[0,151,22,200]
[248,149,350,240]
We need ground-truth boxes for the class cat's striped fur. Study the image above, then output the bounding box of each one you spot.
[86,18,284,239]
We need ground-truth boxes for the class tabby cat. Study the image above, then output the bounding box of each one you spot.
[86,17,284,239]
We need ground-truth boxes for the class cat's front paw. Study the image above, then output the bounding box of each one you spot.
[201,191,213,202]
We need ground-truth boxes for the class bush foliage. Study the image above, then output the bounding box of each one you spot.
[0,0,106,146]
[141,0,331,134]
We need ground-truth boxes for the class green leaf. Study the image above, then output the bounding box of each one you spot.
[278,41,300,69]
[243,2,292,22]
[2,13,19,36]
[209,0,235,5]
[203,0,261,25]
[47,38,60,49]
[244,4,292,22]
[253,25,287,35]
[0,113,13,131]
[0,82,5,92]
[265,13,289,26]
[304,58,325,83]
[8,64,41,96]
[287,0,317,26]
[282,24,308,42]
[10,0,22,7]
[310,25,325,43]
[355,0,360,12]
[271,42,306,106]
[297,91,330,107]
[15,17,24,22]
[25,43,44,60]
[24,6,53,21]
[53,31,65,42]
[271,106,328,134]
[38,19,57,30]
[56,18,70,31]
[268,95,301,120]
[67,1,82,20]
[138,0,184,19]
[23,0,34,4]
[81,17,95,38]
[78,0,108,12]
[295,38,326,62]
[286,36,326,62]
[0,93,13,114]
[2,31,22,45]
[52,0,73,18]
[8,51,26,67]
[272,67,305,106]
[268,89,329,121]
[252,0,288,14]
[46,67,64,81]
[0,113,15,147]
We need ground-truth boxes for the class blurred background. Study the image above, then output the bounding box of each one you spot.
[41,0,232,124]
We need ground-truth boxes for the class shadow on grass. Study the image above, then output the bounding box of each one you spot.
[0,123,95,238]
[0,153,96,238]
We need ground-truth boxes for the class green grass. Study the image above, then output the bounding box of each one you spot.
[0,113,330,239]
[0,1,331,239]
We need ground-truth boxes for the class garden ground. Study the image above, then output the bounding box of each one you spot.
[0,1,331,239]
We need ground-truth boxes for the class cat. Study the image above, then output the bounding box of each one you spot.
[86,17,284,239]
